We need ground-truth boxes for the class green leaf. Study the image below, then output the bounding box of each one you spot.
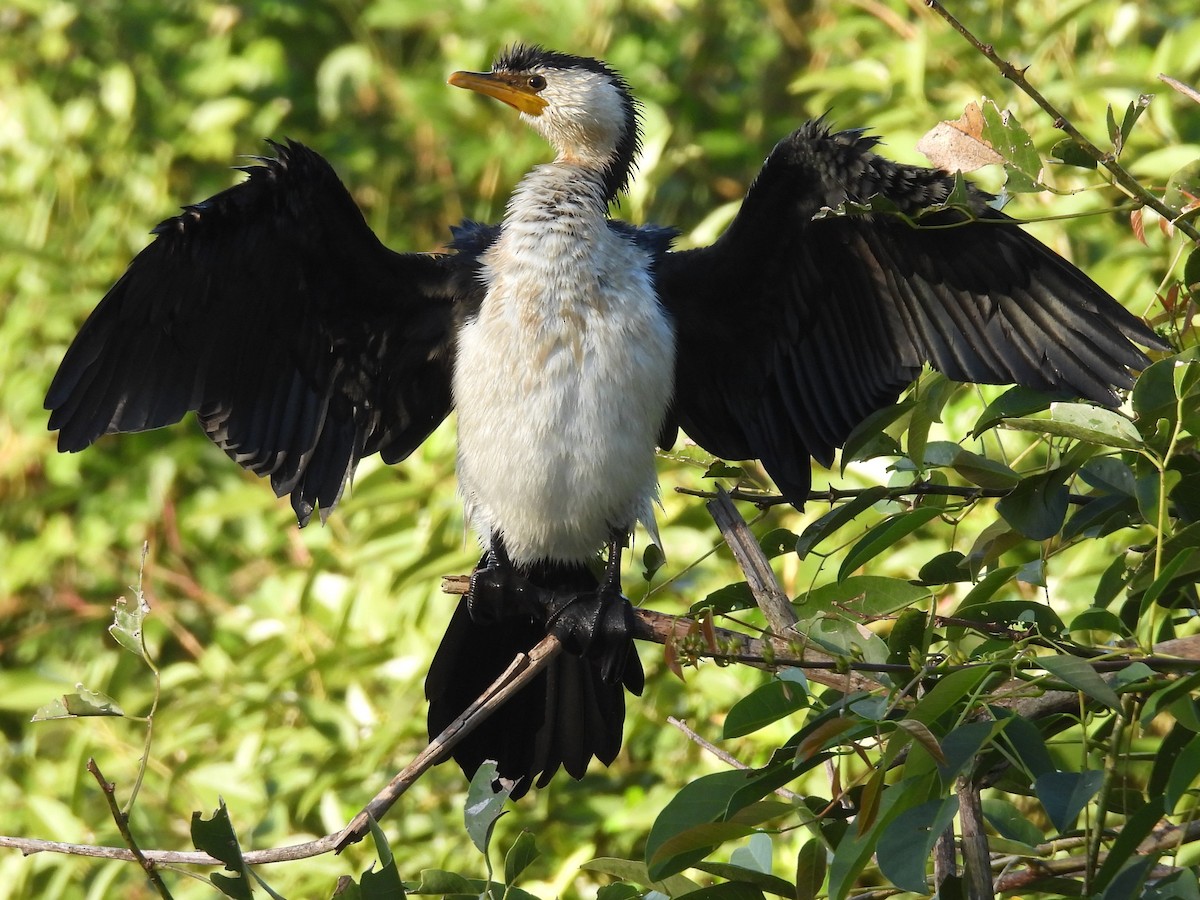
[692,581,755,616]
[757,528,798,560]
[877,796,959,892]
[1185,246,1200,293]
[723,673,809,739]
[994,710,1055,778]
[191,801,253,900]
[1050,138,1097,169]
[840,400,913,467]
[32,687,125,720]
[411,869,484,895]
[949,448,1021,489]
[357,817,406,900]
[908,666,998,728]
[948,566,1020,637]
[973,386,1064,436]
[673,883,765,900]
[980,101,1043,191]
[794,840,826,900]
[504,831,540,885]
[958,600,1065,637]
[464,761,511,855]
[109,592,150,660]
[646,769,793,879]
[996,469,1070,540]
[906,374,958,469]
[828,776,935,900]
[1003,404,1143,450]
[1093,795,1164,893]
[642,542,666,581]
[916,550,969,585]
[595,884,642,900]
[696,862,795,897]
[359,860,406,900]
[981,797,1045,847]
[795,487,889,558]
[652,772,763,878]
[1034,770,1104,833]
[936,721,1002,783]
[1165,158,1200,219]
[1165,733,1200,812]
[728,832,773,874]
[885,609,928,673]
[1036,653,1121,710]
[795,575,929,619]
[1068,608,1128,637]
[585,860,692,897]
[837,508,943,580]
[1079,457,1136,496]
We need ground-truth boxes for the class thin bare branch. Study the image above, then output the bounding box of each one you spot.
[707,486,799,635]
[667,716,803,802]
[87,759,174,898]
[926,0,1200,243]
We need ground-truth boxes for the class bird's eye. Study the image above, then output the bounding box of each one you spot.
[527,74,547,91]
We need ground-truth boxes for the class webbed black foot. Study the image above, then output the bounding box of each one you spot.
[544,582,641,687]
[465,538,542,623]
[542,532,644,690]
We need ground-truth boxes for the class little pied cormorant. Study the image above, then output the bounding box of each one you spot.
[45,45,1167,796]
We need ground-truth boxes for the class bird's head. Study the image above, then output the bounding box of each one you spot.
[449,44,641,202]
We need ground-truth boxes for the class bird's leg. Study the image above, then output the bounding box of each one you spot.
[466,535,542,623]
[544,531,637,684]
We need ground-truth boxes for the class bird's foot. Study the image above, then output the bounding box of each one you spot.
[465,547,543,623]
[543,583,639,686]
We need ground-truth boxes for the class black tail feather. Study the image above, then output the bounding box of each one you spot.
[424,559,642,798]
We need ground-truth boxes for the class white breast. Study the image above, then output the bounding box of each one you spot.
[452,166,676,566]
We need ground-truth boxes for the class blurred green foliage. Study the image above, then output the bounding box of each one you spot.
[2,0,1199,897]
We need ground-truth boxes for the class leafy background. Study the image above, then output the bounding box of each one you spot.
[1,0,1198,897]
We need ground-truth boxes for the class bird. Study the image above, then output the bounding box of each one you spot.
[45,44,1167,797]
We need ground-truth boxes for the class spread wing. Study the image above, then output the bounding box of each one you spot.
[656,119,1168,504]
[46,141,481,524]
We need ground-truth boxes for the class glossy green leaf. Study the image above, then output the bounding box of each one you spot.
[723,674,809,739]
[838,508,943,580]
[795,487,889,558]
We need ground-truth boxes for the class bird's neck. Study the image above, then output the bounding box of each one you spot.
[505,161,615,225]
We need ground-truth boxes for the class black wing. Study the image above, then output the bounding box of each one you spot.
[657,119,1168,503]
[46,141,479,524]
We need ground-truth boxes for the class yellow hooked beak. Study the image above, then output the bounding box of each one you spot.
[448,70,549,116]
